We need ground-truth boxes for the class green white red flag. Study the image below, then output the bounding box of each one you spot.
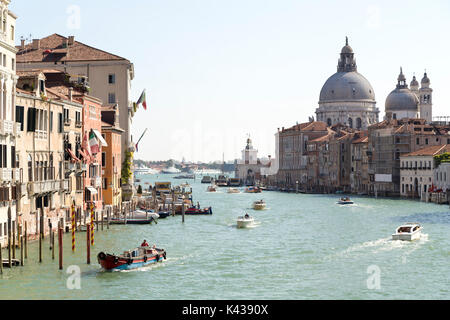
[136,89,147,110]
[89,130,100,154]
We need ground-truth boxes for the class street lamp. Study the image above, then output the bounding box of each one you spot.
[296,180,299,194]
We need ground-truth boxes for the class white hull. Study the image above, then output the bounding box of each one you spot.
[237,217,254,228]
[392,230,422,241]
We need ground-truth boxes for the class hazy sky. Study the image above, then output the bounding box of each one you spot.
[10,0,450,162]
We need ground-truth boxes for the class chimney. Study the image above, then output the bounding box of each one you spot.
[32,39,40,50]
[68,36,75,46]
[20,39,25,50]
[69,87,73,102]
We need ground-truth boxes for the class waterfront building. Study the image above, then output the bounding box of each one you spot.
[434,162,450,193]
[350,132,369,194]
[0,2,18,247]
[385,69,433,122]
[235,137,268,186]
[101,105,123,207]
[15,69,89,239]
[399,145,450,199]
[315,38,379,129]
[16,34,135,165]
[276,121,329,188]
[367,118,450,197]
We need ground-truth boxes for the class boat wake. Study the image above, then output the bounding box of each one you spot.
[326,233,429,261]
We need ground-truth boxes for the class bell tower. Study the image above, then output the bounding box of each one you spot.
[419,71,432,123]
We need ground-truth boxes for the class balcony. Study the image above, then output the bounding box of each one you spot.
[36,130,48,140]
[29,180,60,195]
[0,119,14,136]
[12,168,22,183]
[60,179,70,191]
[0,168,12,181]
[64,118,71,126]
[75,121,82,128]
[64,161,76,172]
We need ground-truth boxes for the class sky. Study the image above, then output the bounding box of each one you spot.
[10,0,450,162]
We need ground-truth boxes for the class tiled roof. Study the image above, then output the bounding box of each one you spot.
[17,34,129,63]
[402,144,450,157]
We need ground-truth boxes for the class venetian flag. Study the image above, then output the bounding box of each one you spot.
[136,89,147,110]
[89,130,100,154]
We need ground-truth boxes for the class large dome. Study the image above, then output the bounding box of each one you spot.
[385,88,418,112]
[319,71,376,103]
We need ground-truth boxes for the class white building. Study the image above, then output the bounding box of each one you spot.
[434,162,450,192]
[400,144,450,199]
[0,0,18,247]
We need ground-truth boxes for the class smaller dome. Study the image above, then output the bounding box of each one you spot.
[341,45,353,54]
[421,72,430,84]
[397,68,406,82]
[385,88,419,112]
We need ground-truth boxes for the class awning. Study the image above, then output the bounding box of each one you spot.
[86,186,98,195]
[66,148,81,162]
[93,129,108,147]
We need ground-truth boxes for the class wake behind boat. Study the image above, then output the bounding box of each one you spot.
[97,245,166,271]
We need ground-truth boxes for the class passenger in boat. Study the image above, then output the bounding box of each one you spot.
[245,213,250,219]
[141,240,149,247]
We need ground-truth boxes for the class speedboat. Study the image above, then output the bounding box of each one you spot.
[97,246,166,271]
[392,223,423,241]
[237,214,254,228]
[227,187,240,194]
[207,185,217,192]
[183,207,213,215]
[252,200,266,210]
[337,197,354,205]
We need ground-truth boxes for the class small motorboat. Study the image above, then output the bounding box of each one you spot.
[237,214,254,228]
[157,211,171,219]
[109,217,158,225]
[97,246,166,271]
[337,197,354,205]
[182,207,213,215]
[245,186,261,193]
[392,223,423,241]
[227,188,240,194]
[207,185,217,192]
[201,176,213,184]
[252,200,266,210]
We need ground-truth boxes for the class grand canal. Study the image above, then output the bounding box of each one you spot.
[1,173,449,300]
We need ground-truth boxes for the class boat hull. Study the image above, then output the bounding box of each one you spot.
[237,218,254,228]
[253,204,266,210]
[98,250,166,271]
[392,230,422,241]
[179,207,213,215]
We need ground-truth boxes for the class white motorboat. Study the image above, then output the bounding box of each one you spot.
[392,223,423,241]
[252,200,266,210]
[161,166,181,174]
[227,188,240,194]
[337,197,354,205]
[237,214,254,229]
[207,185,217,192]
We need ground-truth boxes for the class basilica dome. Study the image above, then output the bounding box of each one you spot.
[319,71,376,102]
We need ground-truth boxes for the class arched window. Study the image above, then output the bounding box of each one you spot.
[356,118,362,129]
[28,154,33,182]
[327,118,332,126]
[348,118,353,128]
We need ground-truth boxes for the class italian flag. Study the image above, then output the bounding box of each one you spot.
[89,131,100,154]
[137,89,147,110]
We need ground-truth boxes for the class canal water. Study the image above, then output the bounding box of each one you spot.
[1,173,449,300]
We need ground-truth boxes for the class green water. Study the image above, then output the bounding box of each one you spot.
[1,174,449,300]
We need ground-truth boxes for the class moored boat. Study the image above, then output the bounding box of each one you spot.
[157,211,171,219]
[252,200,266,210]
[237,214,254,228]
[201,176,213,184]
[216,175,229,187]
[227,187,240,194]
[182,207,213,215]
[97,246,166,271]
[245,186,261,193]
[392,223,423,241]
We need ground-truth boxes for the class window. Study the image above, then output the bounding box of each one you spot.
[101,152,106,167]
[108,93,116,104]
[108,74,115,84]
[11,58,14,71]
[425,138,428,145]
[15,106,24,131]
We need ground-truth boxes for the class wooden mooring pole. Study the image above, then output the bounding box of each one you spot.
[8,206,12,268]
[86,223,91,264]
[20,227,24,266]
[58,220,63,270]
[24,222,28,259]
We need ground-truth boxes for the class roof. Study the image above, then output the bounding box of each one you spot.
[402,144,450,157]
[281,121,328,133]
[16,34,130,63]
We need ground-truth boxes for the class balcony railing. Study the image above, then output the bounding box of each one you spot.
[0,119,14,135]
[91,176,102,188]
[29,180,61,195]
[64,118,71,126]
[60,179,70,191]
[0,168,12,181]
[75,121,82,128]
